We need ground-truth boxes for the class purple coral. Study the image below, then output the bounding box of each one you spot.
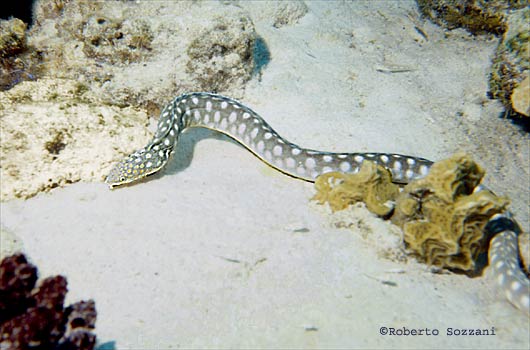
[0,253,97,350]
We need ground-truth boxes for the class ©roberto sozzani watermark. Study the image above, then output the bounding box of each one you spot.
[379,326,497,336]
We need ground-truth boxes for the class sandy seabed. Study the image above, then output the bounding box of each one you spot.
[1,1,529,349]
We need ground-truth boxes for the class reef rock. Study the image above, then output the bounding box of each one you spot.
[510,69,530,117]
[240,1,309,28]
[27,1,257,107]
[0,78,151,201]
[0,18,27,59]
[490,7,530,117]
[186,14,256,92]
[0,1,265,200]
[416,0,526,35]
[417,1,529,117]
[0,17,36,90]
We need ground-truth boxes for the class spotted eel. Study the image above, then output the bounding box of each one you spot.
[106,92,529,314]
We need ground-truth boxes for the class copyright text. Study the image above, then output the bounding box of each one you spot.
[379,326,496,336]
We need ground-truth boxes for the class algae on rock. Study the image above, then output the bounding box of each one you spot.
[26,1,257,107]
[417,0,526,35]
[489,8,530,117]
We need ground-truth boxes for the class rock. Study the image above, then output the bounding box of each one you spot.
[489,7,530,117]
[186,15,256,92]
[241,1,309,28]
[416,0,525,35]
[0,18,27,58]
[0,18,32,90]
[0,78,151,200]
[511,72,529,116]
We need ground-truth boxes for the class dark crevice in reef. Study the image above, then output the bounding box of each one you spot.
[0,0,35,27]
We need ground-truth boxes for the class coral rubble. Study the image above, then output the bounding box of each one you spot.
[0,253,97,350]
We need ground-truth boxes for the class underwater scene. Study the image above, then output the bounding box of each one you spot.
[0,1,529,349]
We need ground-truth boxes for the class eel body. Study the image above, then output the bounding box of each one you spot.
[106,92,529,314]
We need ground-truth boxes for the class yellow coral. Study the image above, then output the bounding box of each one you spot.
[392,153,510,271]
[313,161,399,216]
[313,153,511,272]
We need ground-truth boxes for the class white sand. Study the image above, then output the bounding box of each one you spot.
[1,1,528,349]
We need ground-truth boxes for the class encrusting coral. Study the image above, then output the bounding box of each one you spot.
[313,161,399,216]
[0,253,97,350]
[392,153,509,271]
[313,153,510,272]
